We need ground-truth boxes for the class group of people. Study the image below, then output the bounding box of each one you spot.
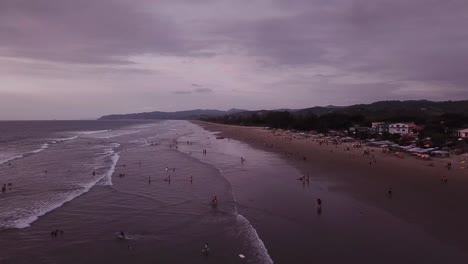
[50,229,64,237]
[297,175,310,182]
[1,183,12,193]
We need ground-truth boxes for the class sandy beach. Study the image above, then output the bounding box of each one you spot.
[195,121,468,254]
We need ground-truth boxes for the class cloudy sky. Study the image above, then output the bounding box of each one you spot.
[1,0,467,119]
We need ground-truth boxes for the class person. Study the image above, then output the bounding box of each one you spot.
[211,196,218,207]
[387,188,393,198]
[1,184,6,193]
[202,243,210,255]
[93,170,96,176]
[317,198,322,208]
[190,176,193,184]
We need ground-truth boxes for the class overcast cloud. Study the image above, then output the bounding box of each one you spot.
[1,0,467,119]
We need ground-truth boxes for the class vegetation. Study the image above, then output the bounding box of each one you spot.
[201,100,468,148]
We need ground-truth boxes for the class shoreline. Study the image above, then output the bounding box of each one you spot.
[194,120,468,253]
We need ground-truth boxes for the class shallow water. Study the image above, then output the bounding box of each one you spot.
[0,120,467,263]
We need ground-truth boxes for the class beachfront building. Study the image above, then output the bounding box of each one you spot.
[388,123,416,135]
[455,128,468,138]
[371,122,388,133]
[349,125,370,134]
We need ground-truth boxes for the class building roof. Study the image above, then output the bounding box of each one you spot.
[457,128,468,133]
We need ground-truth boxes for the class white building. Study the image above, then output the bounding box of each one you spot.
[388,123,415,135]
[456,128,468,138]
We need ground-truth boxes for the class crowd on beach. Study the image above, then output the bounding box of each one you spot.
[260,128,468,173]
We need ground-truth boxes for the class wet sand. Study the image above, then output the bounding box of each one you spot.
[195,121,468,257]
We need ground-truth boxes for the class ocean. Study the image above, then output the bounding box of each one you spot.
[0,120,466,263]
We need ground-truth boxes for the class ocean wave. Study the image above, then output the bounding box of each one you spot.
[98,152,120,186]
[53,136,79,142]
[0,154,24,165]
[9,188,88,229]
[30,143,50,154]
[2,143,121,230]
[236,214,274,264]
[75,130,110,135]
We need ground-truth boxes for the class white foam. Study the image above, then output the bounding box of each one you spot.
[54,136,79,142]
[237,214,274,264]
[75,130,110,135]
[0,154,24,165]
[97,143,121,186]
[5,143,121,229]
[10,188,85,229]
[100,152,120,186]
[30,143,50,154]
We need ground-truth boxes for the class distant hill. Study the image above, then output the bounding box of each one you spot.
[98,109,246,120]
[332,100,468,121]
[98,100,468,121]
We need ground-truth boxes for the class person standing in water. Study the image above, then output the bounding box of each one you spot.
[317,198,322,214]
[202,243,210,255]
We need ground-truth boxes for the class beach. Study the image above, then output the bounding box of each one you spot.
[1,120,468,263]
[196,121,468,258]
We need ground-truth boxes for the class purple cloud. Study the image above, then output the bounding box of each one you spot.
[1,0,468,119]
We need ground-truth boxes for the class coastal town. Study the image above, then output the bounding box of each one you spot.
[263,121,468,171]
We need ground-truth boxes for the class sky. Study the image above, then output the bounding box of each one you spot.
[1,0,468,120]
